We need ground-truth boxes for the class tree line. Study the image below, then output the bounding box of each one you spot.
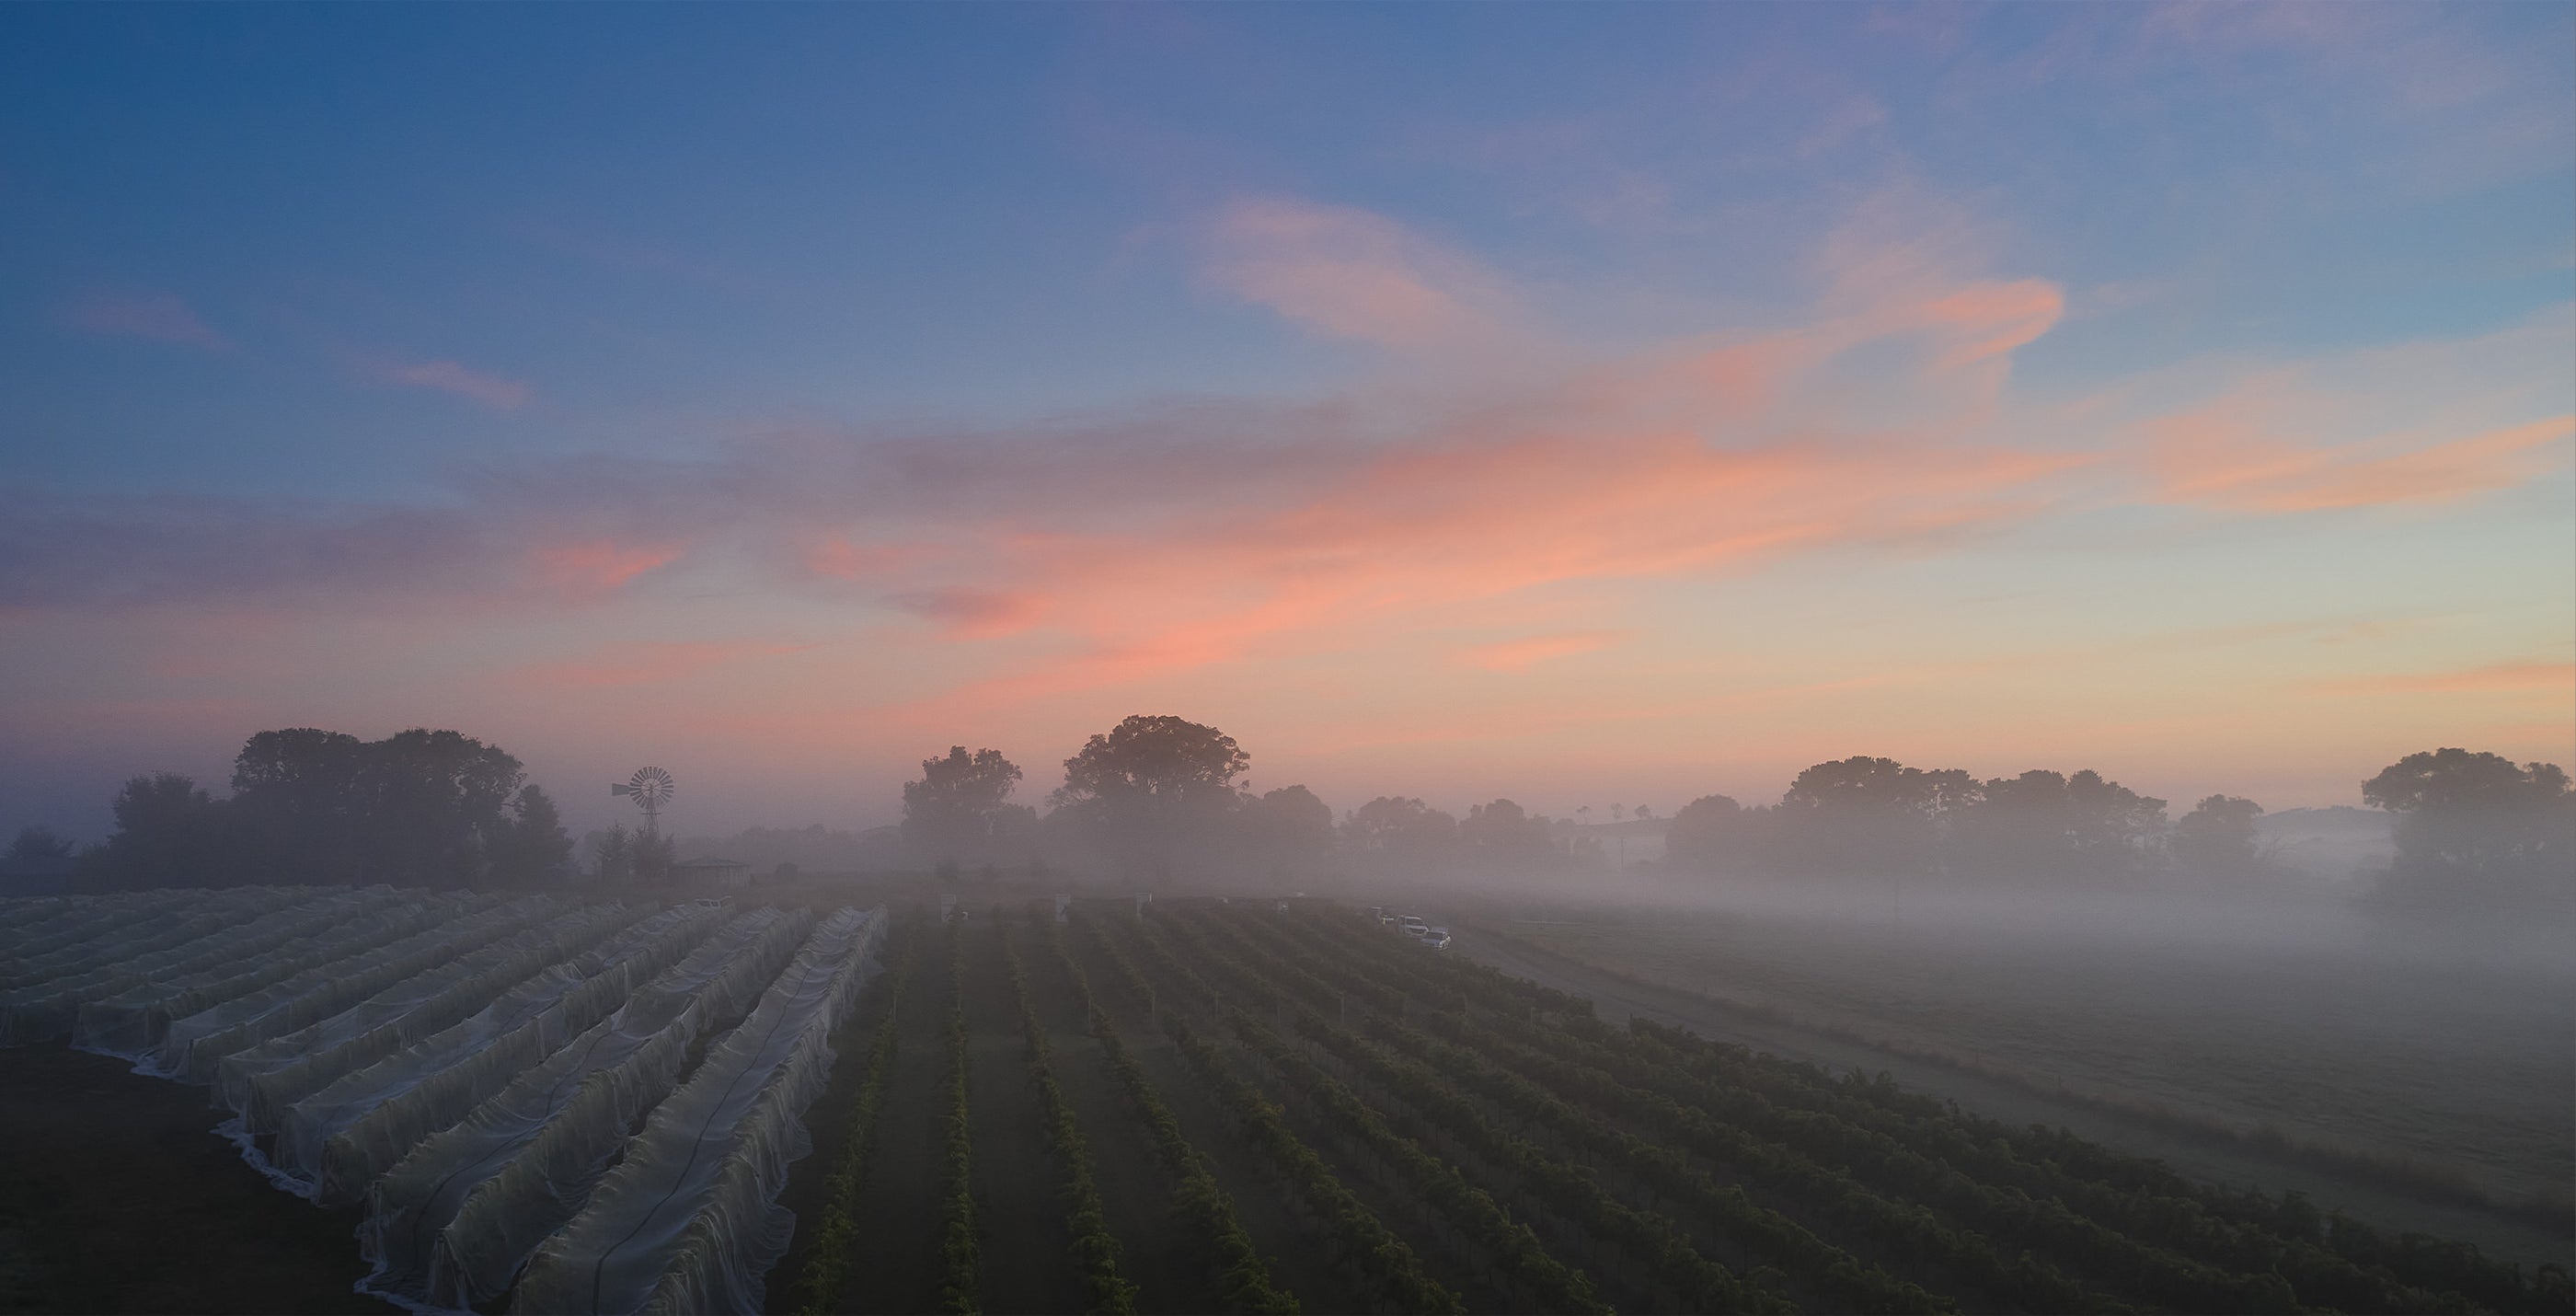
[897,716,2570,913]
[10,714,2564,915]
[16,728,573,891]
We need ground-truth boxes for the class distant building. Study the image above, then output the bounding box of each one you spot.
[671,856,752,890]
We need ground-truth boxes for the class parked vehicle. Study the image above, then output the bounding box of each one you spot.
[1422,928,1452,950]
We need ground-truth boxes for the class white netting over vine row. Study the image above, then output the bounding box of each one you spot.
[1,890,888,1315]
[512,905,883,1316]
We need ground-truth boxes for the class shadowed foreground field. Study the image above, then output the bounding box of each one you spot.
[0,1043,391,1315]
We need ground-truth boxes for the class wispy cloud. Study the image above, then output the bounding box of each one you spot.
[1458,630,1633,673]
[2148,413,2575,514]
[533,540,685,595]
[63,292,230,351]
[2313,662,2574,697]
[1199,196,1522,349]
[8,197,2567,731]
[365,358,534,410]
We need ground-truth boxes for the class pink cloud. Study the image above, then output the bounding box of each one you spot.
[370,358,533,410]
[1458,631,1633,673]
[1200,196,1518,348]
[802,535,921,582]
[2146,411,2574,513]
[534,540,684,595]
[63,292,230,351]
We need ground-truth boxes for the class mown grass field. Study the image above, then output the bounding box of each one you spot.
[771,900,2570,1316]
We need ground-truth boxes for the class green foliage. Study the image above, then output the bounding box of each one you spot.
[937,920,981,1316]
[1002,932,1138,1315]
[1161,902,2576,1316]
[1061,918,1305,1314]
[792,931,921,1316]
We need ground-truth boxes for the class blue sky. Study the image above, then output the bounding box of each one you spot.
[3,3,2570,838]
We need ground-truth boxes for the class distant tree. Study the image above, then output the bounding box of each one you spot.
[1052,715,1250,879]
[1666,794,1747,872]
[2363,748,2573,914]
[1952,768,2166,879]
[1775,756,1965,874]
[903,746,1026,862]
[79,773,239,890]
[589,825,635,883]
[2172,794,2265,878]
[1343,797,1459,855]
[1242,784,1336,867]
[1460,799,1550,854]
[486,784,574,885]
[6,825,74,866]
[631,827,675,883]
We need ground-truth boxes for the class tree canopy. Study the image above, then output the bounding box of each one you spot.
[80,727,569,890]
[2363,748,2572,914]
[1050,714,1250,880]
[903,746,1028,861]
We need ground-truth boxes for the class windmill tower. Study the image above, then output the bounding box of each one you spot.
[612,767,675,837]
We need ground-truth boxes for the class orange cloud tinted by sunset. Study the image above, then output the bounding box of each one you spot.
[2314,661,2576,696]
[1459,630,1633,672]
[2146,413,2575,513]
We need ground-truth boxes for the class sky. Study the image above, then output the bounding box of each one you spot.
[3,3,2571,841]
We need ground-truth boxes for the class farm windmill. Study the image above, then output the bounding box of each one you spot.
[612,767,675,837]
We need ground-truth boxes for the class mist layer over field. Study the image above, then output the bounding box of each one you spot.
[1433,879,2575,1216]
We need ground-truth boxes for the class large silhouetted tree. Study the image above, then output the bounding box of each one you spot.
[346,729,525,886]
[2363,748,2573,914]
[903,746,1026,863]
[1952,768,2167,880]
[89,726,550,889]
[1052,715,1249,880]
[231,728,368,883]
[1775,756,1972,873]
